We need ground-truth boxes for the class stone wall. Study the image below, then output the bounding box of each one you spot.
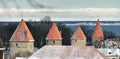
[46,40,62,45]
[10,41,34,59]
[71,39,86,46]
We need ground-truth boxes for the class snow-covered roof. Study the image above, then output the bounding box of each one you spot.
[98,48,120,56]
[15,57,27,59]
[29,45,107,59]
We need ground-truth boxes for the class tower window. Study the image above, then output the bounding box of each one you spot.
[16,43,18,46]
[31,44,32,48]
[75,40,77,42]
[53,40,55,44]
[46,40,48,43]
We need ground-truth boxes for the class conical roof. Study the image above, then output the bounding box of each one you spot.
[71,26,86,40]
[92,19,104,40]
[46,23,62,40]
[10,19,34,41]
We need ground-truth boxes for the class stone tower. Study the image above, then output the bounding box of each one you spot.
[46,23,62,45]
[10,19,34,59]
[92,19,104,48]
[71,26,86,46]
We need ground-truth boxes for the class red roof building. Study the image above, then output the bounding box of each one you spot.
[71,26,86,40]
[10,19,34,41]
[92,19,104,40]
[46,23,62,40]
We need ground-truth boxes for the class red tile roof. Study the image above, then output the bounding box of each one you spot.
[46,23,62,40]
[92,19,104,40]
[71,26,86,40]
[10,19,34,41]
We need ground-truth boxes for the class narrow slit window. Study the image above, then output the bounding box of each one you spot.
[53,40,55,44]
[16,43,18,46]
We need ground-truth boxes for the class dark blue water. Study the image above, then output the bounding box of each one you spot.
[56,21,120,36]
[1,21,120,36]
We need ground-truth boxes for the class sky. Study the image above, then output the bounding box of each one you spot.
[0,0,120,21]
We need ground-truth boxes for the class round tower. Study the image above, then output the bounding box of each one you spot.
[10,19,34,59]
[46,23,62,45]
[71,26,86,46]
[92,19,104,48]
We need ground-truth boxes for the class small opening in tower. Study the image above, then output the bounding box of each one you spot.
[75,40,77,42]
[46,40,48,43]
[16,43,18,46]
[53,40,55,44]
[23,30,27,39]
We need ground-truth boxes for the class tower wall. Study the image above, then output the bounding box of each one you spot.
[46,40,62,45]
[71,39,86,46]
[10,41,34,59]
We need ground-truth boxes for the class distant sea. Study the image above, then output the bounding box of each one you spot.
[1,21,120,36]
[56,21,120,36]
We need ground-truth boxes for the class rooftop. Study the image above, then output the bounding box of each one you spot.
[92,19,104,40]
[71,26,86,40]
[46,23,62,40]
[10,19,34,41]
[29,45,107,59]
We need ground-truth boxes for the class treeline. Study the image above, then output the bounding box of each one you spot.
[0,16,118,48]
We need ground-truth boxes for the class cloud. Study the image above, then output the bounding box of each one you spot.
[0,8,120,21]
